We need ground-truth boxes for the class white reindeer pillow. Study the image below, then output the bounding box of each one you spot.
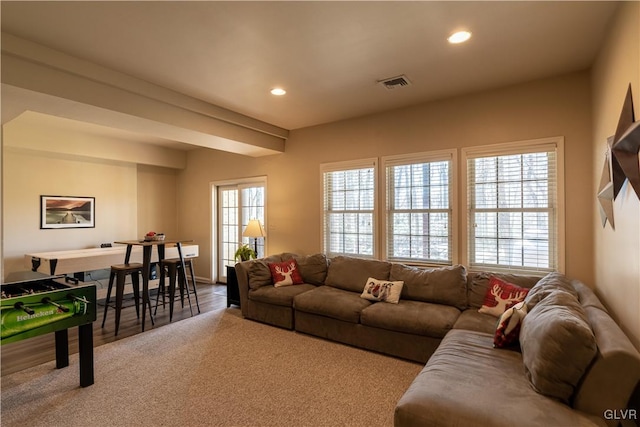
[268,260,304,287]
[361,278,404,304]
[479,276,530,317]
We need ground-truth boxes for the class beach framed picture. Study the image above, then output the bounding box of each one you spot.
[40,195,95,229]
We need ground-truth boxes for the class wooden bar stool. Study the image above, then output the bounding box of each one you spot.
[154,257,200,321]
[101,263,143,336]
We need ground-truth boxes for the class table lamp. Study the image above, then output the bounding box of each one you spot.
[242,219,266,255]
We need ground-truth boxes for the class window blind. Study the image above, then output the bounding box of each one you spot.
[466,142,560,274]
[384,152,454,265]
[321,159,377,258]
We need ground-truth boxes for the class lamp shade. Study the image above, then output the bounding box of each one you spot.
[242,219,266,238]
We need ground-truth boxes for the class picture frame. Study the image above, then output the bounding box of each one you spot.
[40,195,95,229]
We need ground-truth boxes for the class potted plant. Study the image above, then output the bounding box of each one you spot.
[234,243,257,262]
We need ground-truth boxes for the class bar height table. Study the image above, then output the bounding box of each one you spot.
[114,239,192,331]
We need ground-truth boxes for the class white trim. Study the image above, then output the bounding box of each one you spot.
[320,158,378,258]
[461,136,565,274]
[452,150,460,266]
[210,176,267,282]
[381,149,458,266]
[556,138,566,273]
[319,157,378,173]
[382,149,456,166]
[209,182,216,282]
[462,136,562,158]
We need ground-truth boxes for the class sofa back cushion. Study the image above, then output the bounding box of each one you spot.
[467,272,539,309]
[519,290,597,404]
[524,272,578,309]
[247,254,284,290]
[389,264,467,309]
[283,253,328,285]
[325,256,391,293]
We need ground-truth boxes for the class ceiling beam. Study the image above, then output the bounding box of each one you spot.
[1,32,288,157]
[3,110,188,169]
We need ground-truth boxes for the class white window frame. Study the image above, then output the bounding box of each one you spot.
[211,176,267,282]
[320,158,378,259]
[461,137,565,275]
[381,149,458,266]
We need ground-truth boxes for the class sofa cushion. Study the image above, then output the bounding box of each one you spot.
[247,255,284,290]
[361,300,460,338]
[248,261,272,290]
[389,264,467,310]
[467,272,539,309]
[294,286,372,323]
[248,284,316,307]
[524,271,578,309]
[286,253,328,285]
[360,278,403,304]
[479,276,529,317]
[520,290,597,404]
[325,256,392,293]
[395,329,604,427]
[452,309,498,334]
[269,259,304,287]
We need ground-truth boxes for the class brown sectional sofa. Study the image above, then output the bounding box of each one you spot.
[234,253,640,427]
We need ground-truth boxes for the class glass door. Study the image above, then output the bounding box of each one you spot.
[217,182,266,282]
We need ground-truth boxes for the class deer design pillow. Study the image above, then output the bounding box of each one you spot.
[479,276,530,317]
[269,260,304,287]
[361,278,404,304]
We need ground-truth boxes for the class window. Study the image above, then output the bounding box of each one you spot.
[219,186,239,272]
[321,159,377,258]
[383,150,456,265]
[216,179,266,281]
[463,137,564,274]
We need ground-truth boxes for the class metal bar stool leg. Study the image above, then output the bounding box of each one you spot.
[154,262,167,315]
[186,260,200,314]
[167,263,178,322]
[178,264,194,316]
[114,270,126,336]
[101,270,116,327]
[131,270,141,319]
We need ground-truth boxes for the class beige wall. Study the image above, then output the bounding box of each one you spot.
[137,164,178,237]
[179,71,595,285]
[591,1,640,350]
[1,136,179,278]
[2,148,137,273]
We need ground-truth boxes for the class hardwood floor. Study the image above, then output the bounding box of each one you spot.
[1,282,232,376]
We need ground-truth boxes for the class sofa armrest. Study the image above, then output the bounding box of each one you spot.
[573,306,640,426]
[235,261,252,317]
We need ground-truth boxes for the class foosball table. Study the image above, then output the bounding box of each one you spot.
[1,271,97,387]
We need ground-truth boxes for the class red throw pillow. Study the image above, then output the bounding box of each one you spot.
[268,259,304,287]
[479,276,529,317]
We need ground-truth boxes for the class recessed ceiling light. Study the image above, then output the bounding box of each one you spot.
[448,31,472,44]
[270,88,286,96]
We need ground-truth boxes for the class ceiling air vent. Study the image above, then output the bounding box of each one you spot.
[378,75,411,90]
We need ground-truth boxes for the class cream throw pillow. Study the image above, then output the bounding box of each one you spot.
[360,278,404,304]
[493,301,527,348]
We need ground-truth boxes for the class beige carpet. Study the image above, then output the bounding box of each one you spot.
[1,309,422,426]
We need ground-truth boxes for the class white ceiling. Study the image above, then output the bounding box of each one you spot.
[0,1,619,143]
